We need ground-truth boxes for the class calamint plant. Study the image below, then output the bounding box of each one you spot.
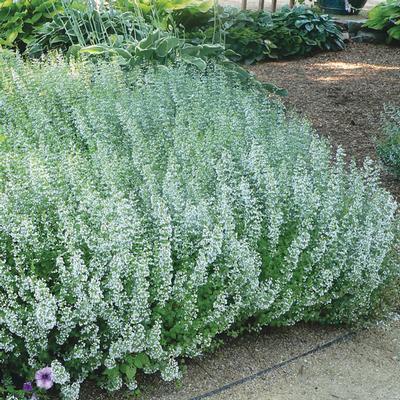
[0,54,398,399]
[377,105,400,177]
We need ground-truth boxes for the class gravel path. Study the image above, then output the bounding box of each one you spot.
[79,321,400,400]
[249,42,400,201]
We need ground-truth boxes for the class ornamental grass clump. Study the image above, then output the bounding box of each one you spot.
[0,54,398,399]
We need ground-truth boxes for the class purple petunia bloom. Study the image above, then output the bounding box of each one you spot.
[23,382,33,392]
[35,367,54,390]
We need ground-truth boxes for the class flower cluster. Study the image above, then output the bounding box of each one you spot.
[0,54,398,399]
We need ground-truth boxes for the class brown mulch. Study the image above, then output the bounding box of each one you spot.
[249,43,400,201]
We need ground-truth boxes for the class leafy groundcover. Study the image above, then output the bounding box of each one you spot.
[0,53,398,399]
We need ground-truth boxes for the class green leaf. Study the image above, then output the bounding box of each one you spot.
[5,30,18,46]
[138,29,163,50]
[198,43,224,56]
[180,44,201,57]
[114,47,132,60]
[80,45,109,55]
[133,353,150,369]
[104,367,120,379]
[26,12,43,24]
[125,365,136,380]
[181,54,207,71]
[155,37,181,58]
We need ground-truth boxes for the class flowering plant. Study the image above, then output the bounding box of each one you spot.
[0,54,398,399]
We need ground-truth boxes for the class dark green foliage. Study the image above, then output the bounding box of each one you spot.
[377,105,400,177]
[364,0,400,42]
[0,0,62,51]
[186,6,345,64]
[0,0,83,51]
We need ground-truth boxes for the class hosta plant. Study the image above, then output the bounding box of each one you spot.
[114,0,214,28]
[364,0,400,42]
[26,6,151,57]
[0,0,81,51]
[0,54,398,399]
[186,6,345,64]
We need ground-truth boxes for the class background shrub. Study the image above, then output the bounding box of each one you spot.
[3,1,343,65]
[377,105,400,177]
[364,0,400,42]
[0,54,398,399]
[186,6,345,64]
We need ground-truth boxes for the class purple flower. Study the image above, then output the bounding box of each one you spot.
[23,381,33,392]
[35,367,54,390]
[31,395,38,400]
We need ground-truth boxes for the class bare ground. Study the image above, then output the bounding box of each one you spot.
[249,42,400,201]
[79,320,400,400]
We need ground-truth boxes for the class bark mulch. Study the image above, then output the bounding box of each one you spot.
[249,42,400,201]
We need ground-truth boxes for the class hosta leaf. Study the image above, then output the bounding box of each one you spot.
[388,25,400,39]
[80,45,110,55]
[114,47,132,59]
[5,30,18,45]
[155,36,180,57]
[198,43,224,56]
[180,44,200,56]
[181,54,207,70]
[26,13,43,24]
[0,0,13,8]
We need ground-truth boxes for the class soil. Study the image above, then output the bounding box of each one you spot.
[249,42,400,201]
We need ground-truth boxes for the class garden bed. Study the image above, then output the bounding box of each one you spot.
[250,42,400,200]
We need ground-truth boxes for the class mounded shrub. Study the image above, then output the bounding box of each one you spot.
[0,54,398,398]
[185,6,345,64]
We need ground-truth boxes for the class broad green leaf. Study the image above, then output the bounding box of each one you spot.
[5,31,18,45]
[114,47,132,59]
[26,13,43,24]
[180,44,200,57]
[133,353,150,369]
[80,45,109,55]
[155,36,180,58]
[181,54,207,70]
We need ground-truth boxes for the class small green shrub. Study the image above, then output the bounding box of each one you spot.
[0,53,398,399]
[364,0,400,42]
[377,105,400,177]
[186,6,345,64]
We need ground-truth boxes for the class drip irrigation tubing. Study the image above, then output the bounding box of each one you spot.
[189,330,355,400]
